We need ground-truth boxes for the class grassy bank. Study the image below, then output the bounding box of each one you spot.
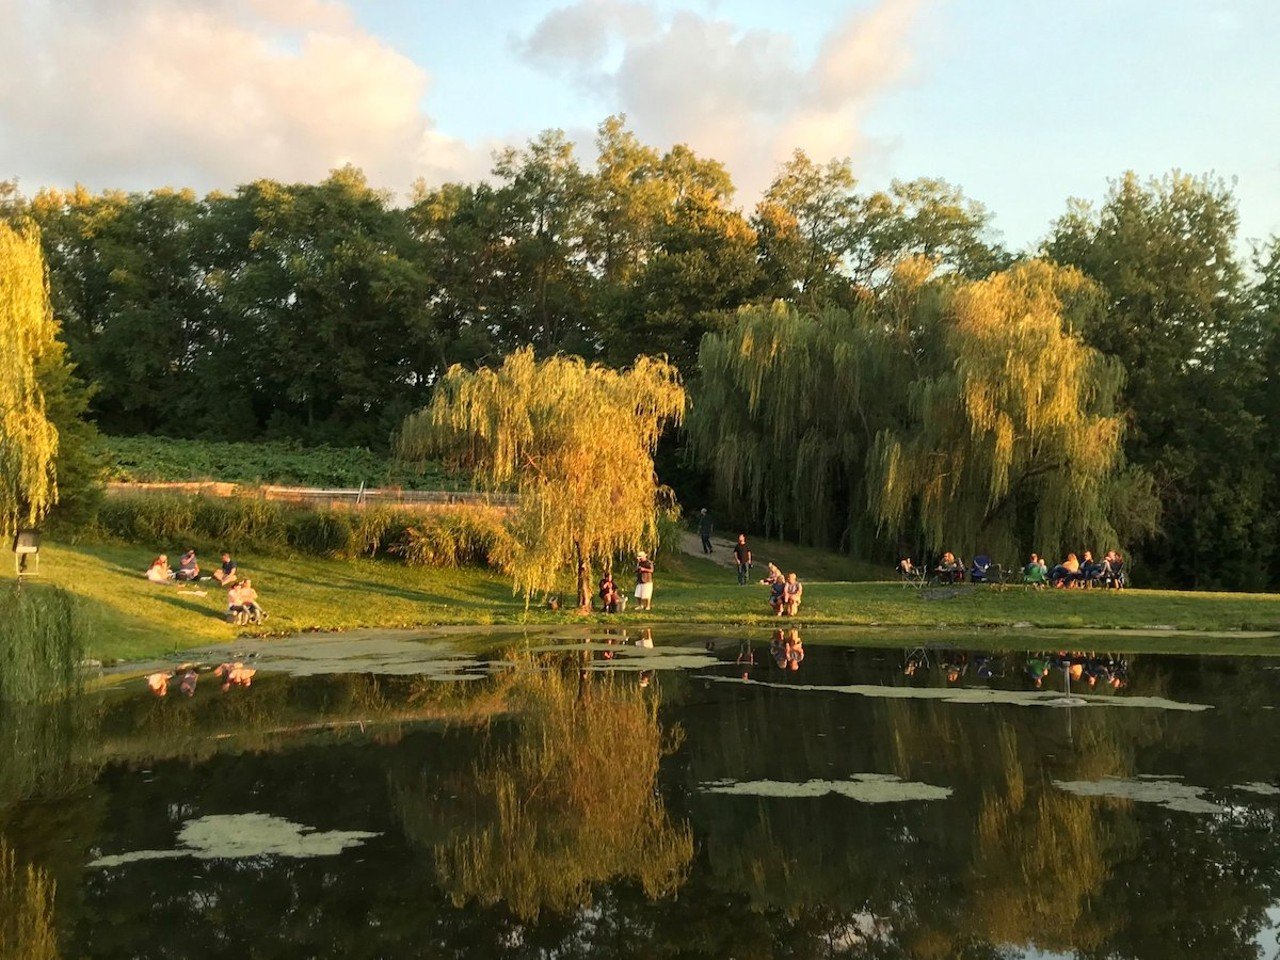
[4,541,1280,664]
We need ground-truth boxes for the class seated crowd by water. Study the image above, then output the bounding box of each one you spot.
[898,548,1128,589]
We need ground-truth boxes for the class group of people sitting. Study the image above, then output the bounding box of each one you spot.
[144,549,268,623]
[1024,550,1126,589]
[898,548,1128,589]
[761,562,804,616]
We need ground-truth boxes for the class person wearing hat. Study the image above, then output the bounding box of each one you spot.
[634,551,655,611]
[698,508,713,553]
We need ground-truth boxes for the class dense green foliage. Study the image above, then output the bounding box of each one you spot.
[11,119,999,449]
[6,122,1278,588]
[92,492,508,568]
[1044,173,1279,588]
[101,435,455,489]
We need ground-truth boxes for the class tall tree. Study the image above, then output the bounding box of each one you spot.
[397,348,685,609]
[1045,172,1267,587]
[0,219,60,539]
[753,152,1007,305]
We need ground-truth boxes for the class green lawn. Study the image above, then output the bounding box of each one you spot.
[5,540,1280,663]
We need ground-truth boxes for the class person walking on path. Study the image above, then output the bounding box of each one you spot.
[698,509,714,553]
[634,552,655,611]
[733,534,752,585]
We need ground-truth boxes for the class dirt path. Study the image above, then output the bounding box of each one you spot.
[678,530,741,569]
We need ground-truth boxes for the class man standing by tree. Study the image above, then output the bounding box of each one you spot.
[698,508,714,553]
[733,534,752,585]
[634,552,655,611]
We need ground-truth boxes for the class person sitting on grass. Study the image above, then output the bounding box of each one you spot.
[783,573,803,616]
[1079,550,1104,587]
[1023,553,1047,587]
[1050,553,1081,588]
[760,561,782,585]
[145,555,174,583]
[935,552,963,584]
[213,552,238,586]
[238,579,265,624]
[226,582,249,624]
[175,549,200,582]
[599,571,623,613]
[768,574,786,616]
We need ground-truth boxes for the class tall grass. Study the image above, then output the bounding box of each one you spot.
[0,587,87,703]
[91,492,509,568]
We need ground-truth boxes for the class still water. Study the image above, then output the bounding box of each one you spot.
[3,631,1280,959]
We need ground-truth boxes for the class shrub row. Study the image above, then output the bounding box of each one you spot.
[92,493,509,568]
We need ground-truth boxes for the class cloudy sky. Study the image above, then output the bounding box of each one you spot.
[2,0,1277,248]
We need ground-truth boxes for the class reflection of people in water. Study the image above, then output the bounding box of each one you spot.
[785,630,804,671]
[639,670,654,688]
[214,662,256,692]
[903,647,928,677]
[146,672,170,697]
[736,640,755,680]
[943,652,968,684]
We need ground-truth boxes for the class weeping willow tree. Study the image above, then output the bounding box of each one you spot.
[0,220,60,540]
[398,347,685,608]
[869,260,1154,559]
[691,259,1155,561]
[430,662,693,919]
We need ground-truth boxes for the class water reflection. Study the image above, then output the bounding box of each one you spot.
[407,658,693,921]
[0,634,1278,958]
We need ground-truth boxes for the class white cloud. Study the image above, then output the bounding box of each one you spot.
[519,0,928,199]
[0,0,489,197]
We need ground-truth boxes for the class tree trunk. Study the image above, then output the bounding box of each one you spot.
[574,540,591,613]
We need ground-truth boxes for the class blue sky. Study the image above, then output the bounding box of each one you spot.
[3,0,1277,250]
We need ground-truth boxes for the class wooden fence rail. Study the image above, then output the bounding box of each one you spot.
[104,482,516,512]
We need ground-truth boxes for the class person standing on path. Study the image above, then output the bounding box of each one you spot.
[634,551,655,611]
[698,509,714,553]
[733,534,752,585]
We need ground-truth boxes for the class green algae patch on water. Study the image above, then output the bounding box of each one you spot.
[700,774,952,804]
[697,676,1212,712]
[89,813,379,868]
[1052,777,1224,814]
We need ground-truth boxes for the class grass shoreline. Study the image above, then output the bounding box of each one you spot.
[5,540,1280,663]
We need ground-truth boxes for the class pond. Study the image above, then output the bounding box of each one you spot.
[3,629,1280,958]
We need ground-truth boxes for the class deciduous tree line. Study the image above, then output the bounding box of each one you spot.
[4,118,1278,588]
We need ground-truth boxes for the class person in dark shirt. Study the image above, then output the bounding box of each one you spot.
[213,552,238,586]
[599,571,622,613]
[698,509,714,553]
[634,552,655,611]
[732,534,752,585]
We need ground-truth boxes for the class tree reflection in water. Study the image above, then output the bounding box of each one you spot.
[422,659,693,920]
[1,839,59,960]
